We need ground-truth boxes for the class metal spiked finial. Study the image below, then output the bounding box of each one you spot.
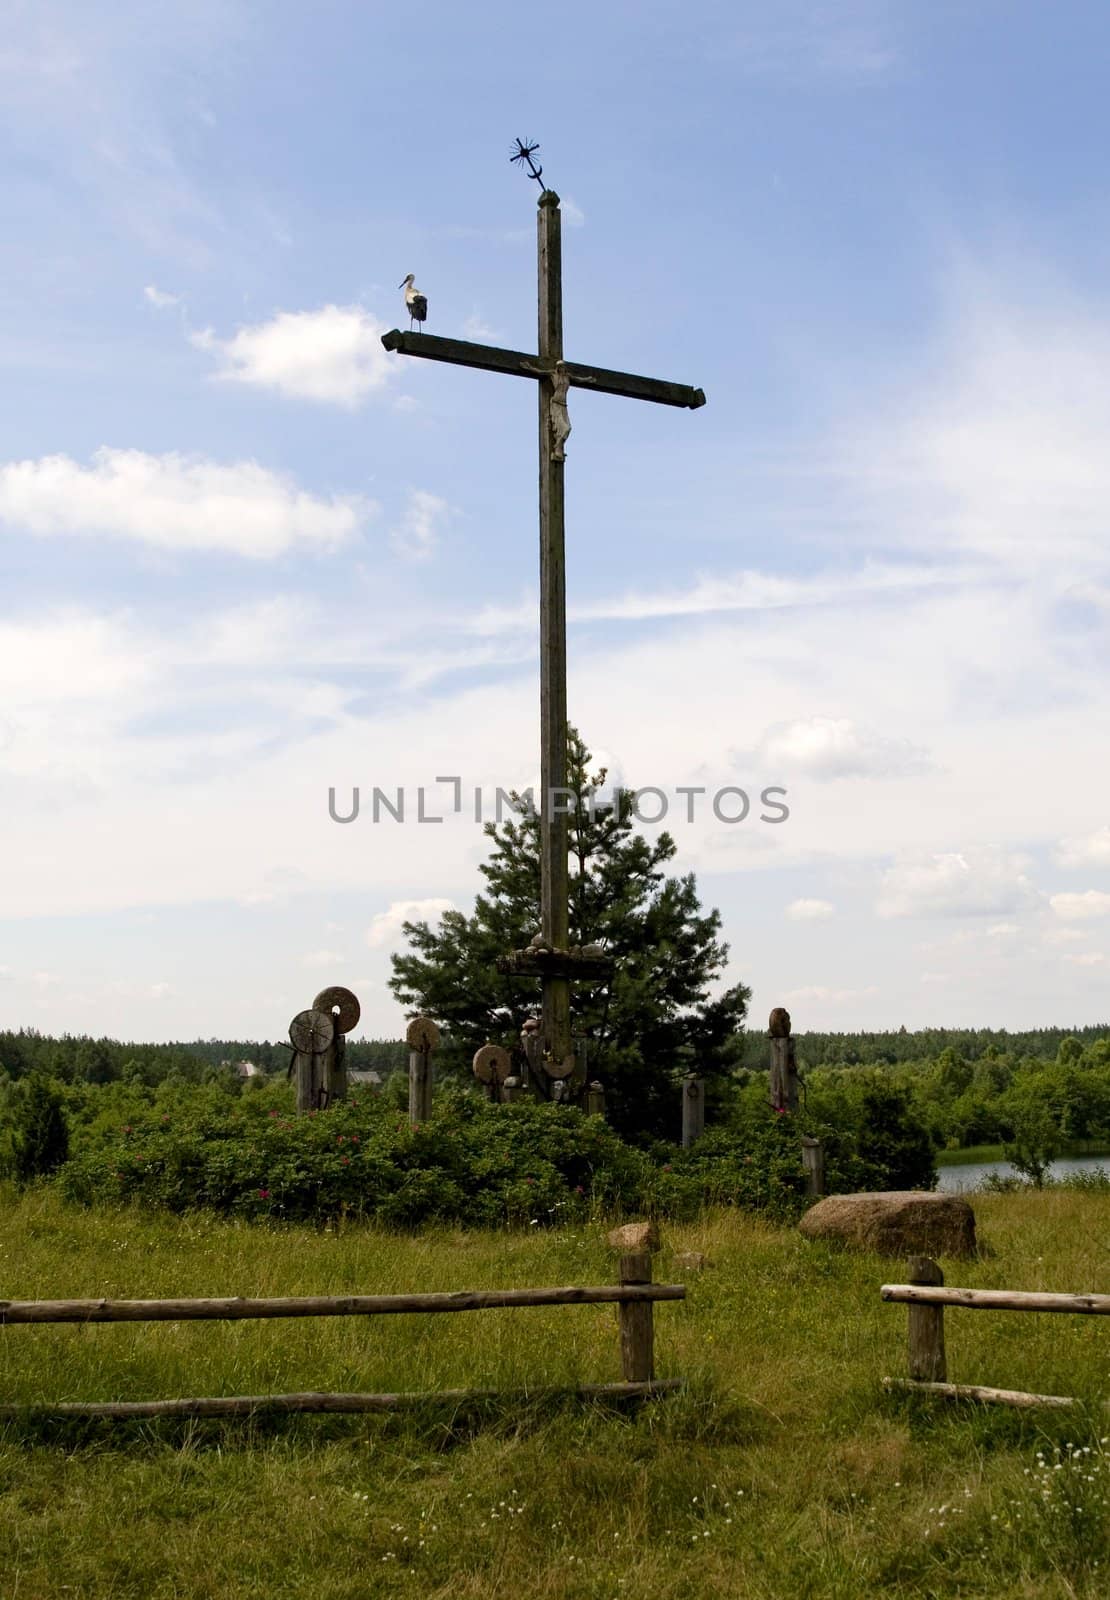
[511,138,546,190]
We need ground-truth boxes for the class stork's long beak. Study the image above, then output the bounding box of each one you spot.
[398,279,407,289]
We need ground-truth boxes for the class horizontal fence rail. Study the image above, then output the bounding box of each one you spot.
[0,1283,682,1326]
[2,1244,684,1422]
[882,1255,1108,1411]
[881,1285,1110,1316]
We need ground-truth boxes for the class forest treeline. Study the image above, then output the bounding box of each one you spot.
[0,1029,407,1085]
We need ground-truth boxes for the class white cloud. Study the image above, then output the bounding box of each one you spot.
[1050,890,1110,922]
[391,490,449,562]
[149,981,174,998]
[1056,826,1110,869]
[193,305,394,407]
[143,284,180,309]
[877,850,1036,919]
[1065,952,1106,967]
[367,898,455,950]
[987,922,1020,938]
[1044,927,1086,946]
[0,448,366,558]
[756,716,930,780]
[303,949,345,969]
[786,898,834,921]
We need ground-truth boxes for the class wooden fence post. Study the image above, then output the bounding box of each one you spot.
[618,1251,655,1382]
[907,1255,947,1383]
[801,1135,825,1197]
[768,1006,799,1112]
[585,1080,606,1117]
[681,1074,705,1148]
[406,1016,439,1127]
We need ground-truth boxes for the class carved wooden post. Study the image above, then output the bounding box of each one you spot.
[289,1008,334,1115]
[801,1135,825,1197]
[585,1080,606,1117]
[681,1074,705,1148]
[907,1256,947,1383]
[768,1006,798,1112]
[473,1043,511,1104]
[314,987,360,1106]
[406,1016,439,1127]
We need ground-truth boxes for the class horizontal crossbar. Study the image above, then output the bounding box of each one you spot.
[381,329,706,409]
[881,1285,1110,1315]
[0,1380,683,1421]
[0,1282,685,1325]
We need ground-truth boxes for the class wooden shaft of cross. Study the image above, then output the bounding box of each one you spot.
[380,186,705,1097]
[537,191,572,1073]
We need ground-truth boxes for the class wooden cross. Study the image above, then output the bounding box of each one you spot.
[382,189,705,1086]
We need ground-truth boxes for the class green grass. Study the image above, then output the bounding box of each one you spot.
[4,1186,1110,1598]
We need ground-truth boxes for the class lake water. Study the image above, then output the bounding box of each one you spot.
[936,1153,1110,1192]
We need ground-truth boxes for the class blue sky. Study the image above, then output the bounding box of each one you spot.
[3,0,1110,1043]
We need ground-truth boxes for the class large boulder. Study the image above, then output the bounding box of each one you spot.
[798,1191,977,1258]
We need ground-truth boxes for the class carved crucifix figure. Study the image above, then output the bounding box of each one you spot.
[381,184,705,1083]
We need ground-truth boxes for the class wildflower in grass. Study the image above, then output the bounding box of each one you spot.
[258,1189,271,1199]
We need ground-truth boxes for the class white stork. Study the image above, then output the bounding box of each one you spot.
[399,274,427,332]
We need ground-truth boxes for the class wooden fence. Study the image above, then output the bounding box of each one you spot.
[0,1247,683,1421]
[882,1254,1110,1409]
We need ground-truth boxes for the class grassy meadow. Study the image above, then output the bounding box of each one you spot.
[4,1185,1110,1598]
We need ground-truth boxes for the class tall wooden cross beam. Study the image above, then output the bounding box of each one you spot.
[381,188,705,1091]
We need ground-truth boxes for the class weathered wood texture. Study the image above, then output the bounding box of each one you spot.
[881,1285,1110,1315]
[408,1049,433,1125]
[801,1136,825,1198]
[883,1378,1077,1411]
[617,1250,655,1383]
[681,1074,705,1149]
[0,1380,683,1421]
[905,1256,947,1383]
[769,1033,798,1112]
[379,330,706,410]
[0,1283,685,1325]
[496,949,613,981]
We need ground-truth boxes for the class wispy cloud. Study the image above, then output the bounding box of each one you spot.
[143,284,181,309]
[785,898,834,921]
[391,490,449,562]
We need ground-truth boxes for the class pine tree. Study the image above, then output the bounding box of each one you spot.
[13,1073,70,1184]
[389,731,750,1140]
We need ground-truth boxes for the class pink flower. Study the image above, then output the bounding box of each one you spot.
[258,1188,271,1199]
[662,1164,672,1172]
[351,1134,360,1143]
[337,1135,345,1144]
[341,1156,350,1165]
[574,1185,584,1195]
[123,1125,132,1134]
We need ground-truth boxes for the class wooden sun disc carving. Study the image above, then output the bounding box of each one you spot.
[546,1051,576,1080]
[290,1008,335,1055]
[405,1015,440,1052]
[472,1043,512,1084]
[312,986,361,1034]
